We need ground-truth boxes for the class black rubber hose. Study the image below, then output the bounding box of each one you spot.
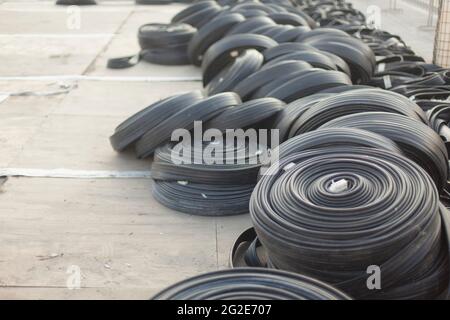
[250,147,450,299]
[107,23,196,69]
[231,60,313,100]
[187,13,246,66]
[268,12,310,26]
[171,1,219,23]
[110,91,204,151]
[275,127,403,159]
[151,140,267,185]
[177,4,223,29]
[138,23,196,49]
[135,92,241,158]
[206,49,264,96]
[261,68,352,103]
[152,268,352,300]
[153,180,255,216]
[201,34,278,86]
[272,93,331,142]
[287,88,428,137]
[263,50,338,70]
[272,26,311,42]
[204,97,285,131]
[263,43,317,61]
[320,112,449,190]
[226,16,276,36]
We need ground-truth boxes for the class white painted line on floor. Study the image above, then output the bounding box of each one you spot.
[2,0,136,4]
[0,168,152,179]
[0,94,9,105]
[0,34,115,38]
[0,0,178,11]
[0,7,146,12]
[0,75,202,82]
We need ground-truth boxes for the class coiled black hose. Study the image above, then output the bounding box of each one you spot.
[204,97,285,131]
[151,140,267,185]
[206,49,264,96]
[152,268,351,300]
[250,147,450,299]
[276,127,403,159]
[110,91,204,151]
[320,112,449,190]
[135,92,241,158]
[287,88,427,137]
[153,180,255,216]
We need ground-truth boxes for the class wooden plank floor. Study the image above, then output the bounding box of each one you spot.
[0,0,435,299]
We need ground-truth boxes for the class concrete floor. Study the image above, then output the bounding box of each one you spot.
[0,1,437,299]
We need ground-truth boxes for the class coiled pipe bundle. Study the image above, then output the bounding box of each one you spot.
[250,147,450,299]
[152,268,351,300]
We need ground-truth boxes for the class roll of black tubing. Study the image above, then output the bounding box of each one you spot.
[268,12,309,26]
[206,49,264,96]
[309,41,374,83]
[263,69,352,103]
[138,23,196,49]
[56,0,96,4]
[251,67,317,99]
[107,47,190,69]
[320,112,449,190]
[250,147,450,299]
[287,89,428,136]
[260,25,288,38]
[141,47,191,65]
[177,4,223,29]
[275,127,403,160]
[296,27,350,42]
[135,92,241,158]
[110,91,204,151]
[135,0,172,4]
[263,43,320,61]
[232,9,269,18]
[303,34,376,69]
[187,13,246,66]
[226,16,276,36]
[230,227,264,268]
[171,1,218,23]
[262,43,351,76]
[272,93,331,142]
[263,50,338,70]
[204,97,285,131]
[107,23,195,69]
[230,2,279,14]
[272,26,310,43]
[201,34,278,86]
[231,60,313,100]
[153,181,254,216]
[250,24,278,36]
[151,140,267,185]
[152,268,352,300]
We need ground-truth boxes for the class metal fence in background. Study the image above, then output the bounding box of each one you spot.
[434,0,450,66]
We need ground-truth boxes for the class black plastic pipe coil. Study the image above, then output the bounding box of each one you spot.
[152,268,351,300]
[250,146,450,299]
[135,92,241,158]
[151,140,266,185]
[151,138,270,216]
[320,112,449,190]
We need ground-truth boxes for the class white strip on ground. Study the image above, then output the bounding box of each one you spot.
[0,94,9,104]
[0,75,202,82]
[0,168,152,179]
[0,34,115,38]
[0,7,153,12]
